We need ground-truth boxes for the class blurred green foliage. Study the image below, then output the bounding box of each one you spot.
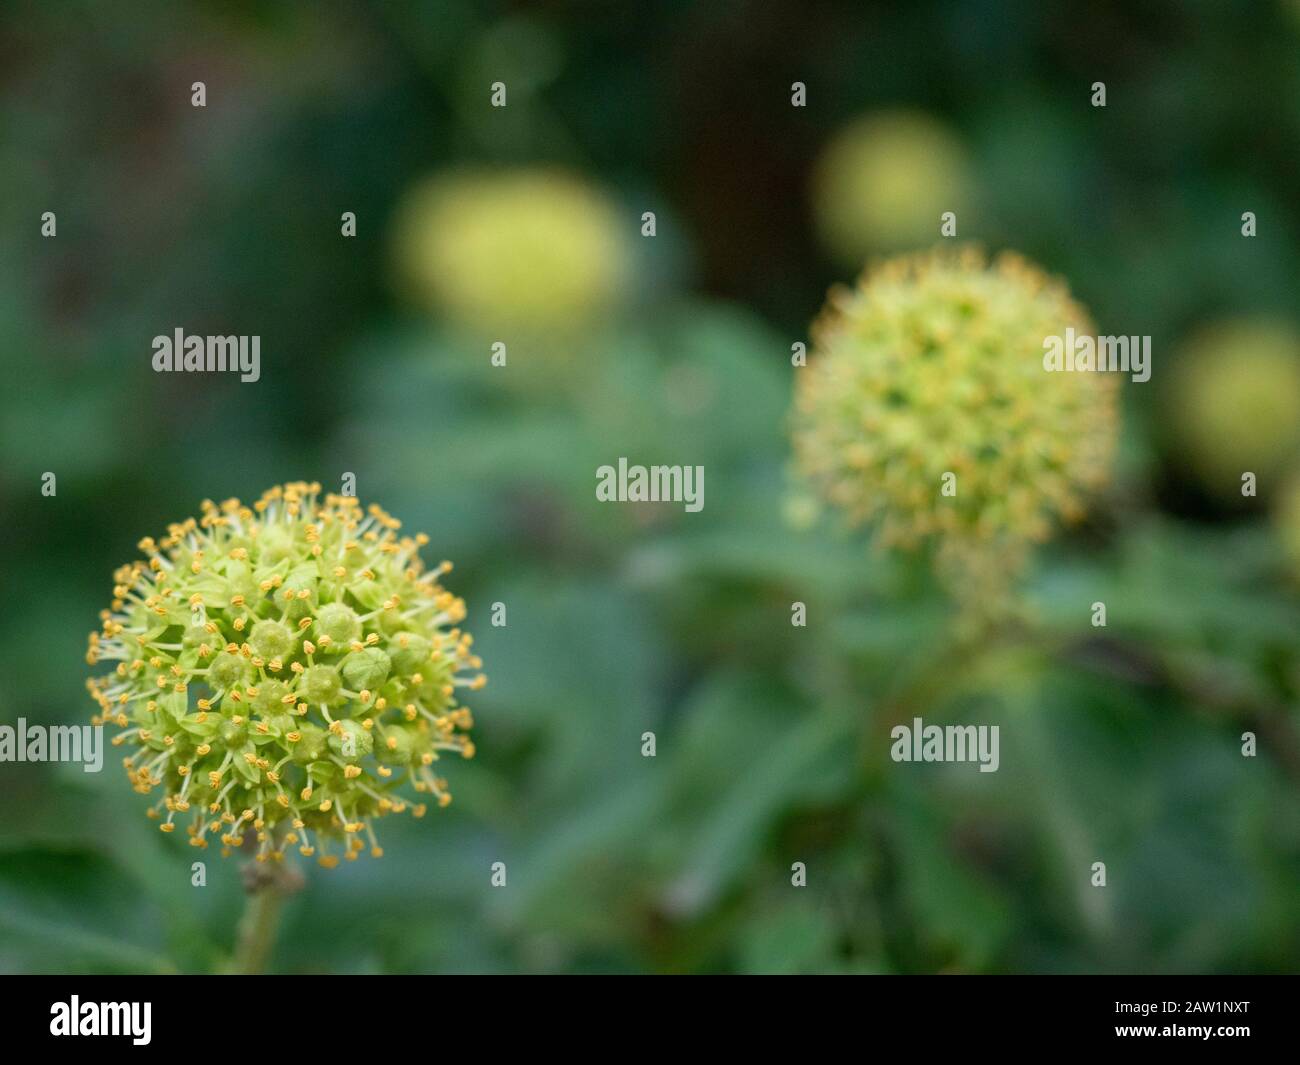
[1,0,1299,973]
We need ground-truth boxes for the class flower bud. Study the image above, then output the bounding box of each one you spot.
[328,718,374,760]
[315,602,361,649]
[249,619,294,661]
[341,647,391,693]
[302,664,343,705]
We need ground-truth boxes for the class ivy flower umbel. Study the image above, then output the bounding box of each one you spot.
[792,248,1118,602]
[85,482,485,868]
[392,168,628,336]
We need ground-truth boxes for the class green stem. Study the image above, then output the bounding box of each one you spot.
[224,823,304,974]
[231,883,286,974]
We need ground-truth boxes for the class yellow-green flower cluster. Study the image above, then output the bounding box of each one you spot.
[792,248,1119,592]
[812,110,972,263]
[1164,318,1300,499]
[86,482,484,867]
[392,167,628,336]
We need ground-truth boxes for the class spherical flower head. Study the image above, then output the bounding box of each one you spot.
[85,482,486,867]
[791,248,1119,601]
[1164,319,1300,499]
[391,168,629,337]
[812,110,973,264]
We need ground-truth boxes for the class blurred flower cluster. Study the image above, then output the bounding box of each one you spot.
[792,247,1118,613]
